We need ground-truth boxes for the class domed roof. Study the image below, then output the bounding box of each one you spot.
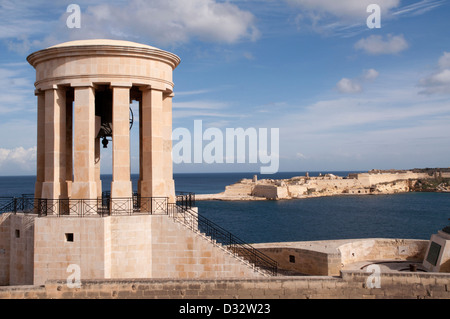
[48,39,159,50]
[27,39,180,69]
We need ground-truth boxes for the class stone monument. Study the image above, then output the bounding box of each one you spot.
[423,219,450,272]
[0,39,269,286]
[27,39,180,205]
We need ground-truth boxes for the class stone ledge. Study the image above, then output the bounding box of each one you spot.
[1,272,449,299]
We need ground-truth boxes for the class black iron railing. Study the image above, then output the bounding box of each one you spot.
[0,195,168,217]
[1,192,277,276]
[168,203,278,276]
[0,195,40,215]
[176,191,195,210]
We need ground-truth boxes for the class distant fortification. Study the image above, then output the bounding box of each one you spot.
[196,168,450,201]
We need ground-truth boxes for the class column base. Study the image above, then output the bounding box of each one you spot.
[35,181,43,199]
[41,182,61,199]
[111,181,132,198]
[71,181,98,200]
[139,180,172,200]
[166,179,176,203]
[96,179,102,199]
[66,180,72,198]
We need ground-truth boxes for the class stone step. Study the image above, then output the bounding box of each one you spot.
[172,215,273,277]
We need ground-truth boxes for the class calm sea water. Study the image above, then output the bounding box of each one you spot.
[1,172,449,243]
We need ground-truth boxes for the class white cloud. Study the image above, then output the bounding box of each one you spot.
[0,146,36,175]
[392,0,446,17]
[286,0,443,36]
[438,51,450,69]
[176,89,213,97]
[173,100,228,110]
[363,68,379,81]
[270,78,450,170]
[286,0,400,19]
[354,34,409,55]
[336,78,362,94]
[419,52,450,94]
[286,0,400,35]
[335,68,379,94]
[296,152,307,159]
[0,0,260,53]
[0,64,35,115]
[172,99,247,120]
[77,0,260,46]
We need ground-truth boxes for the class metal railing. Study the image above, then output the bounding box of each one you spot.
[2,192,277,276]
[0,195,168,217]
[0,195,39,215]
[176,191,195,210]
[168,203,278,276]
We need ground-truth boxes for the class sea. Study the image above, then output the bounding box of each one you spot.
[1,171,449,244]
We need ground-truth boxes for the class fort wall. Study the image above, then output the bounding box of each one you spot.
[0,213,265,286]
[199,169,450,201]
[0,213,35,286]
[253,239,429,276]
[0,271,449,299]
[338,239,427,266]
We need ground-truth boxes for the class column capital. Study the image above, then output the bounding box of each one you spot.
[139,85,169,93]
[110,82,132,89]
[138,85,152,92]
[71,82,95,88]
[37,84,62,92]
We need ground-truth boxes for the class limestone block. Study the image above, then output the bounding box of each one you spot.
[423,231,450,272]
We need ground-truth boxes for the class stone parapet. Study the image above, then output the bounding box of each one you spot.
[0,271,449,299]
[253,238,429,276]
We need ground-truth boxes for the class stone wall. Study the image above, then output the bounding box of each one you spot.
[224,182,253,196]
[254,246,341,276]
[0,213,35,286]
[34,215,110,285]
[252,185,289,200]
[0,270,449,299]
[253,239,429,276]
[150,215,265,278]
[0,213,11,285]
[109,215,152,279]
[355,172,436,187]
[9,214,35,285]
[1,213,264,286]
[338,239,428,266]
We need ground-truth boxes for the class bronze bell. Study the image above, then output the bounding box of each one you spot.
[95,86,134,148]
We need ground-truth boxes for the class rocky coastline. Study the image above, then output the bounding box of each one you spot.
[195,168,450,201]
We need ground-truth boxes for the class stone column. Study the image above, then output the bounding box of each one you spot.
[95,116,102,199]
[65,89,73,198]
[110,84,132,198]
[41,86,66,200]
[163,92,175,203]
[139,87,164,198]
[138,97,143,196]
[71,84,97,200]
[34,90,45,199]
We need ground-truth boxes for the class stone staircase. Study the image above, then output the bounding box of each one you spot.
[168,204,278,277]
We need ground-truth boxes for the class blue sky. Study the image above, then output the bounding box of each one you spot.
[0,0,450,175]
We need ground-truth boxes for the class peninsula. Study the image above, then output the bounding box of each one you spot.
[195,168,450,201]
